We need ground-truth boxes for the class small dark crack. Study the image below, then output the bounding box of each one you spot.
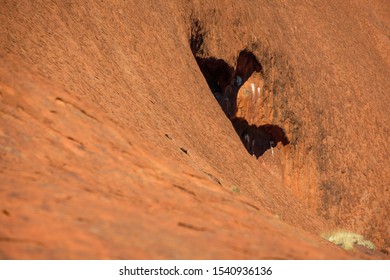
[66,136,85,148]
[172,184,196,196]
[182,172,204,180]
[55,97,99,123]
[178,222,207,232]
[202,171,222,186]
[240,201,260,211]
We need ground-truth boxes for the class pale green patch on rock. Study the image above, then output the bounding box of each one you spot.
[321,230,375,250]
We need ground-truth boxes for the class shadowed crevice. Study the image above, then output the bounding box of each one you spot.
[195,56,236,117]
[190,19,289,158]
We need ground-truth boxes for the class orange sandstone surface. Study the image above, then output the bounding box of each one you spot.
[0,0,389,259]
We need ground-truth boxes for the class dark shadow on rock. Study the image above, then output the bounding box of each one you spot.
[232,118,290,158]
[195,56,237,118]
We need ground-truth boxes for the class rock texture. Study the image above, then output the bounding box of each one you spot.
[0,0,389,259]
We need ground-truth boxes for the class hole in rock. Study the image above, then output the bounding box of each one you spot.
[180,147,189,155]
[194,56,236,117]
[190,20,289,157]
[235,50,263,86]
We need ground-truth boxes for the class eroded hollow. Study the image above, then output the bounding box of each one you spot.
[193,50,263,119]
[195,57,236,117]
[190,20,289,157]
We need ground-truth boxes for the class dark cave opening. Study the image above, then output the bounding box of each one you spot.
[190,20,289,158]
[235,50,263,85]
[193,50,263,119]
[195,56,236,118]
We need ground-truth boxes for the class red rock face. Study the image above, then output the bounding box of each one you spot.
[0,0,389,259]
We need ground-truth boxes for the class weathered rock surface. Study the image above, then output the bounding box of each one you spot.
[0,0,388,259]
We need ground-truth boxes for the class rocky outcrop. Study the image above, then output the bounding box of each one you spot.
[0,0,388,258]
